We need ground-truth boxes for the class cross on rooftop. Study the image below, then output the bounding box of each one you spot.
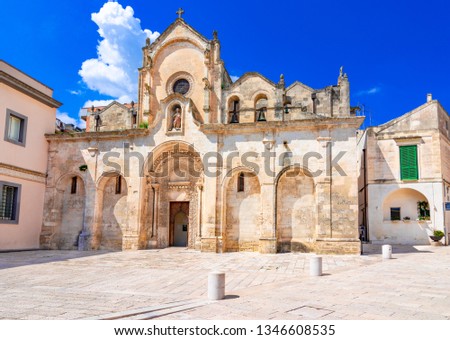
[176,8,184,19]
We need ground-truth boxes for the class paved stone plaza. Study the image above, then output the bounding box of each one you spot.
[0,245,449,320]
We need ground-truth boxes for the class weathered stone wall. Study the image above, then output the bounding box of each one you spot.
[225,172,261,252]
[58,175,85,249]
[42,19,363,255]
[277,169,316,252]
[99,176,128,250]
[88,103,133,132]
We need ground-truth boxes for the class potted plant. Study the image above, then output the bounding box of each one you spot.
[430,230,445,242]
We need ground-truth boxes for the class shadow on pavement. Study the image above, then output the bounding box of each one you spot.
[0,250,115,270]
[361,243,434,256]
[224,295,240,300]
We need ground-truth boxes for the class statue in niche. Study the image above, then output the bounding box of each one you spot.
[144,83,150,94]
[169,107,182,131]
[146,50,153,68]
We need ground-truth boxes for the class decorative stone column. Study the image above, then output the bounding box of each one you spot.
[259,182,277,253]
[202,77,211,124]
[150,183,160,249]
[196,182,203,250]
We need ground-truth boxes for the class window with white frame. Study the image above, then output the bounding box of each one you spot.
[4,109,27,146]
[0,181,21,224]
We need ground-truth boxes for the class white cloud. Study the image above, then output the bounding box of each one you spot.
[56,111,78,126]
[230,75,240,82]
[69,90,82,95]
[356,87,381,96]
[79,1,160,100]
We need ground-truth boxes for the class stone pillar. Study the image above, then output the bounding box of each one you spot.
[316,179,332,238]
[150,183,160,248]
[78,169,96,251]
[91,187,104,250]
[203,78,211,124]
[201,137,221,253]
[196,183,203,250]
[123,176,140,250]
[201,172,220,252]
[316,138,332,238]
[259,182,276,253]
[40,150,58,249]
[338,74,350,116]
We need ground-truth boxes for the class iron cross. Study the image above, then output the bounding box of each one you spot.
[176,8,184,19]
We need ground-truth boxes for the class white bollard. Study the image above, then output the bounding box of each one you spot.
[382,245,392,259]
[310,256,322,276]
[208,271,225,300]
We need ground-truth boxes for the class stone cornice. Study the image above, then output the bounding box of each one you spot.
[368,178,443,185]
[0,162,46,184]
[200,116,364,134]
[0,71,62,108]
[45,129,150,142]
[375,129,436,140]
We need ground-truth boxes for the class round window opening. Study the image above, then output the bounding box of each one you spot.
[173,79,190,95]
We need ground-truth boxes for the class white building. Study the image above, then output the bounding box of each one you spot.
[358,95,450,245]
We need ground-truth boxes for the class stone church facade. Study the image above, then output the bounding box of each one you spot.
[40,17,363,254]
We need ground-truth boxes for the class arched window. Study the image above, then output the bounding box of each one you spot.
[228,98,240,123]
[255,96,268,122]
[115,175,122,195]
[71,177,77,194]
[237,172,245,192]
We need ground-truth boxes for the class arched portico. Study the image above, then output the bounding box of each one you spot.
[92,172,129,250]
[275,166,317,252]
[52,173,86,249]
[221,166,262,252]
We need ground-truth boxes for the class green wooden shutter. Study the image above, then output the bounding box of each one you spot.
[400,145,418,180]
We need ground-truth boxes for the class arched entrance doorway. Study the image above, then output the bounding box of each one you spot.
[170,202,189,247]
[142,142,203,249]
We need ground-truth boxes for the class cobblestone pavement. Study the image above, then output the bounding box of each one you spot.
[0,245,448,320]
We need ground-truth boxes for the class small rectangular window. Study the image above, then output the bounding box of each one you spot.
[71,177,77,194]
[390,207,401,221]
[237,173,245,192]
[4,109,27,146]
[418,201,430,220]
[399,145,418,180]
[115,176,122,194]
[0,181,21,224]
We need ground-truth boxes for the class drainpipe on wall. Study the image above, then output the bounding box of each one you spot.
[363,148,369,242]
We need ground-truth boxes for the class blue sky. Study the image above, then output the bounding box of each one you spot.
[1,0,449,128]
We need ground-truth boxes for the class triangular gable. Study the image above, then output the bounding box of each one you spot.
[376,101,436,134]
[99,100,130,113]
[229,72,276,90]
[150,19,210,51]
[286,81,315,93]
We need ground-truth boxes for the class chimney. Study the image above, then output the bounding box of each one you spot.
[427,93,432,102]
